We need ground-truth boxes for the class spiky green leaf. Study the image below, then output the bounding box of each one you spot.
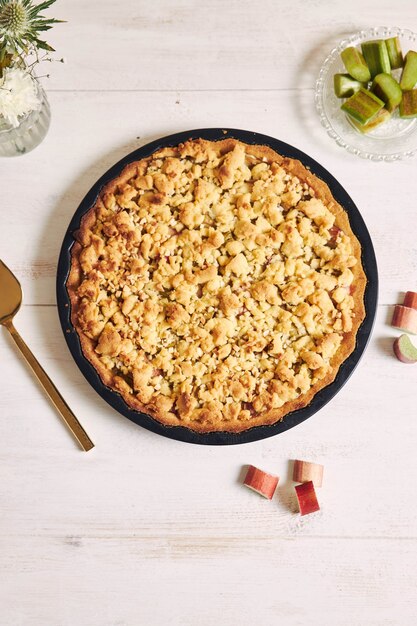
[28,0,57,17]
[34,37,54,51]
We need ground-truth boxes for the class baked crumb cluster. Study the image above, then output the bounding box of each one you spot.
[72,139,360,430]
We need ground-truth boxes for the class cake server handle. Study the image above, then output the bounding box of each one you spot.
[4,319,94,451]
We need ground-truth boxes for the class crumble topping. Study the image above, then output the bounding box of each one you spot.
[69,138,364,431]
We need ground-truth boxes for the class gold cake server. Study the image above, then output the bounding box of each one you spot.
[0,260,94,451]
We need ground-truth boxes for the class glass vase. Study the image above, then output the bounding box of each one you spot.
[0,79,51,158]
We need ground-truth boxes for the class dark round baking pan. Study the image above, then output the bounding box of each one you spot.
[57,128,378,445]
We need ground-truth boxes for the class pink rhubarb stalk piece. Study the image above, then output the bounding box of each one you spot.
[293,460,324,488]
[403,291,417,311]
[243,465,279,500]
[393,334,417,364]
[295,481,320,516]
[391,305,417,335]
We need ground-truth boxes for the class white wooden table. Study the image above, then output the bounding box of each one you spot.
[2,2,417,624]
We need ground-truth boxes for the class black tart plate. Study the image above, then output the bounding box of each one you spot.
[57,128,378,445]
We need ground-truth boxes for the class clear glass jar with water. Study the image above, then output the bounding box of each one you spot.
[0,80,51,158]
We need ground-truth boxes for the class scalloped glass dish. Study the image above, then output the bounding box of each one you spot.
[315,27,417,161]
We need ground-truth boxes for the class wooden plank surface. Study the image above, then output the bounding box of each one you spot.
[3,537,416,626]
[48,0,417,91]
[1,1,417,624]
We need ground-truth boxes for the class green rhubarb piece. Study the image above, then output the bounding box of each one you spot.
[340,46,371,82]
[361,40,391,78]
[371,73,402,112]
[333,73,365,98]
[400,50,417,90]
[399,89,417,118]
[385,36,403,69]
[349,108,391,133]
[341,87,384,124]
[393,334,417,364]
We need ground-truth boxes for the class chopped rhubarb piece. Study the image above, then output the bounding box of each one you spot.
[333,73,365,98]
[243,465,279,500]
[361,40,391,78]
[340,46,371,82]
[371,73,402,113]
[341,87,384,125]
[385,36,403,70]
[329,225,341,240]
[293,460,324,488]
[393,334,417,364]
[327,225,342,249]
[295,481,320,516]
[349,108,391,134]
[391,305,417,335]
[403,291,417,311]
[400,50,417,91]
[399,89,417,119]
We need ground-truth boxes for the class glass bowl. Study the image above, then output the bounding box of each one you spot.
[315,26,417,161]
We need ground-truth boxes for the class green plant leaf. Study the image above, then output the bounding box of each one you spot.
[28,0,57,17]
[34,37,54,51]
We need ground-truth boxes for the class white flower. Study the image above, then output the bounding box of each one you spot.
[0,67,41,128]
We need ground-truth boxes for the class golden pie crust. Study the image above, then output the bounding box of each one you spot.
[67,138,366,433]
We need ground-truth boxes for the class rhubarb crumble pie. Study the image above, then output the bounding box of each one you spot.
[67,138,366,432]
